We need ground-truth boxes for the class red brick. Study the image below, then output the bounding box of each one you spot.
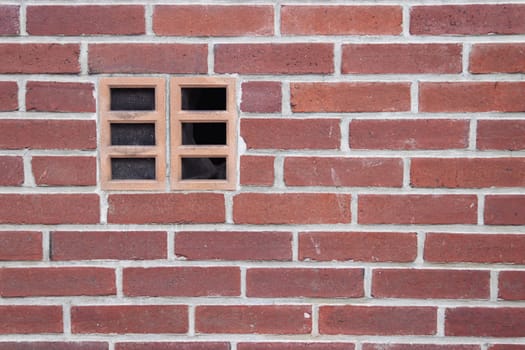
[27,6,144,35]
[240,156,275,186]
[239,343,354,350]
[470,44,525,74]
[363,345,479,350]
[233,193,351,225]
[0,267,115,297]
[411,5,525,35]
[108,193,225,224]
[0,231,42,261]
[343,44,462,74]
[0,305,62,334]
[0,120,96,150]
[0,343,108,350]
[425,233,525,265]
[123,267,240,297]
[154,5,273,36]
[284,157,403,187]
[411,158,525,188]
[33,156,96,186]
[0,44,79,74]
[51,231,166,261]
[247,268,364,298]
[241,119,340,150]
[26,82,95,113]
[0,194,99,224]
[445,307,525,337]
[241,82,281,113]
[0,156,23,186]
[499,271,525,301]
[291,82,410,112]
[195,305,311,334]
[372,269,489,299]
[0,81,17,111]
[319,306,436,335]
[215,44,333,74]
[485,195,525,225]
[420,82,525,112]
[116,343,229,350]
[72,305,188,334]
[281,5,401,35]
[359,195,477,225]
[89,44,207,74]
[300,232,417,262]
[489,346,525,350]
[477,120,525,151]
[350,119,469,150]
[0,6,19,35]
[175,231,292,261]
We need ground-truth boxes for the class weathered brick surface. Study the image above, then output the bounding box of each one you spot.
[27,6,145,35]
[445,308,525,337]
[32,156,96,186]
[470,44,525,74]
[498,271,525,301]
[0,6,19,35]
[0,156,23,186]
[0,231,42,261]
[26,82,95,113]
[485,195,525,225]
[241,82,282,113]
[240,156,275,186]
[0,306,63,334]
[477,120,525,150]
[0,44,79,73]
[116,343,229,350]
[0,81,18,111]
[0,343,108,350]
[154,5,273,36]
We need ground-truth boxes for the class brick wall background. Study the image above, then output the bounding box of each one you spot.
[0,1,525,349]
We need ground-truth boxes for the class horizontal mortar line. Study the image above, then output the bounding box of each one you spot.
[242,150,525,157]
[0,187,99,194]
[0,150,97,156]
[0,223,524,233]
[241,113,525,119]
[19,0,525,4]
[1,260,524,271]
[0,113,96,120]
[2,295,524,308]
[5,33,525,44]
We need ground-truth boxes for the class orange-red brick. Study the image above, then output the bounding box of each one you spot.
[284,157,403,187]
[241,119,340,150]
[291,82,410,112]
[350,119,469,150]
[0,156,23,186]
[0,306,62,334]
[233,193,351,224]
[499,271,525,301]
[0,231,42,261]
[27,5,144,35]
[32,156,96,186]
[299,232,417,262]
[240,155,275,186]
[411,158,525,188]
[215,44,333,74]
[0,81,17,111]
[342,44,462,74]
[154,5,273,36]
[241,82,282,113]
[477,120,525,151]
[281,5,401,35]
[0,120,96,150]
[485,195,525,225]
[420,82,525,112]
[358,195,477,225]
[470,44,525,74]
[89,44,207,74]
[445,307,525,337]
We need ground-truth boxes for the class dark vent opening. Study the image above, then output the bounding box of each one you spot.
[111,123,155,146]
[182,157,226,180]
[181,87,227,111]
[110,88,155,111]
[111,158,156,180]
[182,123,227,145]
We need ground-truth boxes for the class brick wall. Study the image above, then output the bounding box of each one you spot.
[1,1,525,350]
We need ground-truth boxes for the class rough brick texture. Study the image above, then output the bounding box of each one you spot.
[175,231,292,261]
[26,82,95,113]
[32,156,96,186]
[0,81,18,111]
[291,82,410,112]
[51,231,167,261]
[154,5,273,36]
[27,6,145,35]
[2,0,525,347]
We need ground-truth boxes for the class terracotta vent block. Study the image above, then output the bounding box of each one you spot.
[170,77,237,190]
[99,77,166,190]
